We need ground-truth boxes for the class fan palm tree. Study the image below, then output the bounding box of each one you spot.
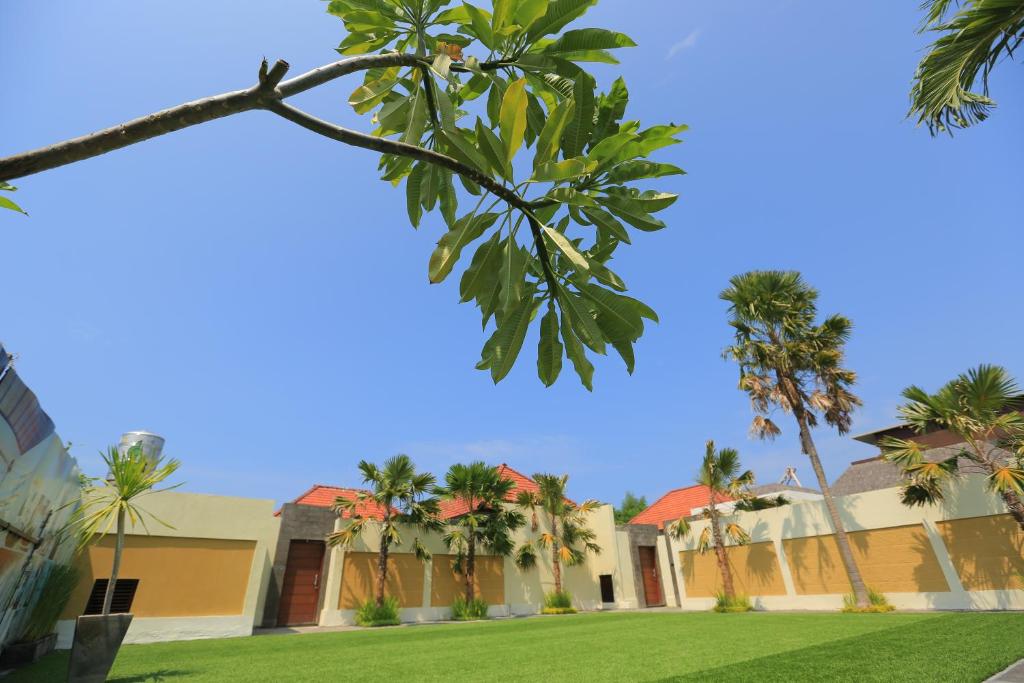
[881,364,1024,529]
[74,442,180,615]
[328,454,441,608]
[668,441,754,600]
[720,271,870,608]
[910,0,1024,134]
[513,473,601,595]
[435,462,526,603]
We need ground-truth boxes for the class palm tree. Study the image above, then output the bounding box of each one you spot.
[668,441,753,600]
[881,364,1024,529]
[909,0,1024,134]
[328,454,441,608]
[75,442,180,615]
[720,270,871,608]
[513,473,601,595]
[436,462,526,603]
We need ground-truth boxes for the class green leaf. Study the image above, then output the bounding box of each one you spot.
[543,29,636,54]
[533,99,574,169]
[587,131,636,167]
[406,163,425,227]
[428,212,500,283]
[582,284,643,342]
[438,172,458,226]
[348,72,398,114]
[515,0,549,32]
[492,0,516,31]
[487,295,540,383]
[460,231,504,304]
[402,90,428,146]
[606,188,678,212]
[0,183,26,215]
[439,129,491,175]
[612,339,635,374]
[543,226,589,273]
[547,187,598,207]
[596,194,666,231]
[607,161,685,184]
[560,311,594,390]
[499,78,528,163]
[462,3,495,49]
[557,285,605,354]
[434,6,472,24]
[537,302,563,387]
[586,258,626,291]
[532,157,597,182]
[527,0,598,41]
[561,74,595,158]
[499,240,530,314]
[475,118,512,180]
[581,207,630,243]
[592,77,629,144]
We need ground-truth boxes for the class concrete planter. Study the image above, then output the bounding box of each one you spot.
[0,632,57,669]
[67,614,133,683]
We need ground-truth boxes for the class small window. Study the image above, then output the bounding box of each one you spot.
[83,579,139,615]
[599,574,615,603]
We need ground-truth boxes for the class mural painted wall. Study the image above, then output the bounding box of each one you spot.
[0,345,83,646]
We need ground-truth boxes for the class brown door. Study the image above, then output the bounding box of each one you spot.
[277,540,325,626]
[638,546,663,607]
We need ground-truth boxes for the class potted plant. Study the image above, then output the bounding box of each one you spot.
[0,564,78,668]
[66,440,179,683]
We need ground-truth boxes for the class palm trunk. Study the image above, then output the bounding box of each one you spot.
[375,509,391,608]
[101,508,125,615]
[999,489,1024,531]
[708,496,736,599]
[465,531,476,603]
[550,512,562,594]
[794,406,870,608]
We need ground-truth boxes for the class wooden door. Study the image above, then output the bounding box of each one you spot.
[638,546,663,607]
[277,540,325,626]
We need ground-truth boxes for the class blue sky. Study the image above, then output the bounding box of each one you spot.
[2,1,1021,508]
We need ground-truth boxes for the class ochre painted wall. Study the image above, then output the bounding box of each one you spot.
[784,524,948,595]
[338,552,424,608]
[678,541,786,598]
[430,554,504,606]
[63,535,256,618]
[937,514,1024,591]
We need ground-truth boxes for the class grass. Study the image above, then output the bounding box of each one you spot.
[11,611,1024,682]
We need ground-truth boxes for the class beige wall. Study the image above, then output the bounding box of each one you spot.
[666,475,1024,611]
[431,554,504,606]
[56,490,280,646]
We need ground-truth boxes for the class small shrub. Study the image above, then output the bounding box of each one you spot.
[842,588,895,613]
[542,591,577,615]
[451,596,489,621]
[20,564,79,642]
[355,596,400,626]
[712,591,753,613]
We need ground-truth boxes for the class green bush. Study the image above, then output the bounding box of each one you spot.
[842,588,895,613]
[542,591,577,615]
[451,596,489,621]
[712,591,753,613]
[355,596,400,627]
[20,564,79,641]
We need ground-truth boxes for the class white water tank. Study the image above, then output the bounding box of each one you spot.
[118,431,165,467]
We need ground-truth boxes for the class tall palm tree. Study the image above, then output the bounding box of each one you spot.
[514,473,601,595]
[881,364,1024,529]
[328,454,441,608]
[75,442,180,615]
[720,271,870,608]
[669,441,753,600]
[910,0,1024,134]
[436,462,526,603]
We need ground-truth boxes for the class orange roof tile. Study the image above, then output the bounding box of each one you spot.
[628,485,729,530]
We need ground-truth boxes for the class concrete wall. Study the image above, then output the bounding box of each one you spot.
[261,503,337,627]
[666,474,1024,611]
[618,524,661,607]
[56,490,280,646]
[317,503,636,625]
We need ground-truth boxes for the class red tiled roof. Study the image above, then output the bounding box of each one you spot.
[279,464,549,520]
[628,485,730,530]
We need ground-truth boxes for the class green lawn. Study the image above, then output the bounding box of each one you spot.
[12,611,1024,682]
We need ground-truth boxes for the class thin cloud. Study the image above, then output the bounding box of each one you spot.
[666,29,701,60]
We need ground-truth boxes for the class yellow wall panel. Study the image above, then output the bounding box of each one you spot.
[784,524,948,595]
[63,535,256,618]
[430,554,505,606]
[679,541,786,598]
[937,514,1024,591]
[338,551,424,609]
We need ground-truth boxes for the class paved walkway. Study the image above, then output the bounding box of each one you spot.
[987,659,1024,682]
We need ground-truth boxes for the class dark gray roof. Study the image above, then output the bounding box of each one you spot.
[830,442,999,496]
